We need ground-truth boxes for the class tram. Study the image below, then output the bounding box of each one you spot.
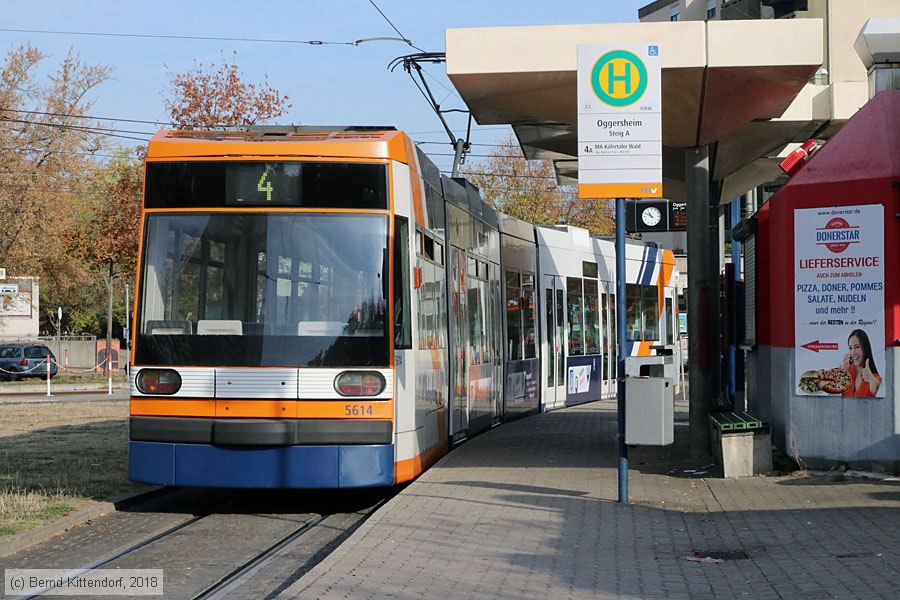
[128,127,679,489]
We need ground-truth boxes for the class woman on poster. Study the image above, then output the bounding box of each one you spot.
[841,328,882,397]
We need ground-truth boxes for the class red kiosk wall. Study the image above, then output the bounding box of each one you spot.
[752,91,900,469]
[757,178,900,351]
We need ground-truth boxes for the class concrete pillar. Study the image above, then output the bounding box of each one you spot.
[686,145,721,455]
[854,17,900,97]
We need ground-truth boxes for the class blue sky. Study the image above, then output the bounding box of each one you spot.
[3,1,648,173]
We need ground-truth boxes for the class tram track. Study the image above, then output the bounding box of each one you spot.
[7,487,394,599]
[193,494,392,600]
[192,514,326,600]
[12,494,243,600]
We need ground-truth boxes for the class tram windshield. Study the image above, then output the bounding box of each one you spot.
[136,212,389,367]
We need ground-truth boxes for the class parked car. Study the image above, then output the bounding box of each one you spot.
[0,343,58,381]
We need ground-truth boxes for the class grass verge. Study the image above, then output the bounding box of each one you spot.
[0,400,143,537]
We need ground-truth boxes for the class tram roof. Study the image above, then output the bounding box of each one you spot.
[146,128,414,163]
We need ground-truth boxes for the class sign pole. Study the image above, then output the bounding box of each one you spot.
[616,197,628,503]
[578,43,661,504]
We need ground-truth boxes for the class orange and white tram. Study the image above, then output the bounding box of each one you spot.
[129,127,678,488]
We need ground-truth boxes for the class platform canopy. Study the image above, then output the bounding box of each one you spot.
[446,19,836,203]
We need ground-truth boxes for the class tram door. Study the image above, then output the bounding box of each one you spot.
[543,275,566,409]
[601,282,616,398]
[598,283,609,398]
[448,246,469,442]
[664,287,678,359]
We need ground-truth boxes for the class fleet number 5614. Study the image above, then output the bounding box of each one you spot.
[345,404,373,416]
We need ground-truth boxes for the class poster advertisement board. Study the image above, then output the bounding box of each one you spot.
[0,281,32,317]
[794,205,885,398]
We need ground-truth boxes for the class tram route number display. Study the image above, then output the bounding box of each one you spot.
[793,204,885,398]
[226,162,301,206]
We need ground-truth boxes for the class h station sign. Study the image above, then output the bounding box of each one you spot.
[577,44,662,199]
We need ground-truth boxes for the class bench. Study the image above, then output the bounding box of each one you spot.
[709,411,765,432]
[709,411,772,478]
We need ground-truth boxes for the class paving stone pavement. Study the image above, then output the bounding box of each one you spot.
[282,400,900,600]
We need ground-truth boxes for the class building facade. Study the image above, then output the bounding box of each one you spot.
[0,276,40,339]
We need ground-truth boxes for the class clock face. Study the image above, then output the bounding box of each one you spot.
[641,206,662,227]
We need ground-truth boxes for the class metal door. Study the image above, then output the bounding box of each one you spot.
[543,275,566,409]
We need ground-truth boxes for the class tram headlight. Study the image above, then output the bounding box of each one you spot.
[136,369,182,395]
[334,371,385,397]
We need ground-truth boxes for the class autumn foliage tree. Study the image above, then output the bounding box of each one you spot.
[61,150,143,333]
[0,44,135,334]
[0,44,112,271]
[163,52,292,128]
[0,46,294,338]
[462,135,614,235]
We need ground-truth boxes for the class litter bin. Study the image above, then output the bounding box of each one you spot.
[624,376,674,445]
[650,344,678,381]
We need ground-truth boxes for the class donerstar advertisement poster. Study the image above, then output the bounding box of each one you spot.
[794,204,885,398]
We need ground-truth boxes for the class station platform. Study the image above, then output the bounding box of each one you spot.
[284,398,900,599]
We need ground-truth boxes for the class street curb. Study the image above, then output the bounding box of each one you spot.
[0,501,115,559]
[0,487,165,559]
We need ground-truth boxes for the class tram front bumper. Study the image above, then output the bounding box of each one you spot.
[129,441,394,488]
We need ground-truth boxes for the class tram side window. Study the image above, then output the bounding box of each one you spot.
[609,293,616,352]
[505,271,522,360]
[423,235,435,262]
[641,286,659,341]
[626,284,642,342]
[415,228,447,351]
[625,283,661,342]
[567,278,584,356]
[522,274,537,359]
[425,262,438,349]
[467,283,485,364]
[584,280,600,354]
[438,263,449,349]
[664,296,674,346]
[394,217,411,349]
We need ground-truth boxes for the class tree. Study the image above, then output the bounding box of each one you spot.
[163,52,292,128]
[59,148,143,335]
[461,135,614,235]
[0,44,146,337]
[0,44,124,335]
[0,44,113,270]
